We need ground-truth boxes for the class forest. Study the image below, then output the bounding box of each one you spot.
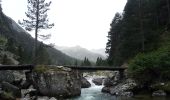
[106,0,170,85]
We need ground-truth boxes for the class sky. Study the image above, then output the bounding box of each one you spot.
[2,0,127,50]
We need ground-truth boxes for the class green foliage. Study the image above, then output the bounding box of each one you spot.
[19,0,54,64]
[34,65,70,73]
[36,43,51,64]
[106,0,170,66]
[128,46,170,85]
[96,57,107,66]
[34,65,49,73]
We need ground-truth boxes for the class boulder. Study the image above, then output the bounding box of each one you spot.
[92,78,103,85]
[0,91,15,100]
[152,90,166,96]
[151,82,170,94]
[31,65,81,98]
[1,82,21,98]
[0,71,15,83]
[49,97,57,100]
[119,91,133,97]
[103,78,117,87]
[0,51,19,65]
[110,79,136,97]
[81,77,91,88]
[101,86,110,93]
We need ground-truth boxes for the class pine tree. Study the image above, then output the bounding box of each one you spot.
[19,0,54,64]
[167,0,170,23]
[0,0,1,10]
[81,57,91,66]
[105,13,122,65]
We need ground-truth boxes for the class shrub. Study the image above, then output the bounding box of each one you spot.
[128,46,170,85]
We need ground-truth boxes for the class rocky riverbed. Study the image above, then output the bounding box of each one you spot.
[0,66,170,100]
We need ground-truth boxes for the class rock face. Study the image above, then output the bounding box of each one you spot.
[31,65,81,98]
[92,78,103,86]
[152,90,166,96]
[81,77,91,88]
[102,78,136,97]
[103,78,117,87]
[0,71,15,83]
[110,79,137,97]
[2,82,21,98]
[101,86,110,93]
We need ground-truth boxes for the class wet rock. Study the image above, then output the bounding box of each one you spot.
[101,86,110,93]
[110,79,136,97]
[0,71,15,83]
[0,69,25,85]
[20,80,32,89]
[2,82,21,98]
[150,82,170,94]
[0,51,19,65]
[152,90,166,96]
[103,78,117,87]
[49,97,57,100]
[92,78,103,85]
[81,77,91,88]
[31,65,81,98]
[0,91,15,100]
[119,91,133,97]
[37,96,49,100]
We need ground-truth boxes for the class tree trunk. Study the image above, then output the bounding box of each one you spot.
[34,0,40,64]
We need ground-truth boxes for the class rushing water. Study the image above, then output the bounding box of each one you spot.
[71,77,121,100]
[70,77,170,100]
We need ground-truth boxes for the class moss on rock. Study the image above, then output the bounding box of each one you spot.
[33,65,71,73]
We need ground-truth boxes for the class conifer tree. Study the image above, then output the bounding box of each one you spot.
[0,0,2,11]
[19,0,54,64]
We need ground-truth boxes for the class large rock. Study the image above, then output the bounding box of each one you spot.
[81,77,91,88]
[151,82,170,94]
[0,51,19,65]
[103,78,117,87]
[152,90,166,96]
[92,78,103,86]
[1,82,21,98]
[110,79,137,97]
[101,86,110,93]
[31,65,81,98]
[0,71,15,83]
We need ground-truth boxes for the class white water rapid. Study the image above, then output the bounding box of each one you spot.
[72,76,117,100]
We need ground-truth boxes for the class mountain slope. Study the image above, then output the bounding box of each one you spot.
[90,48,106,57]
[0,10,75,65]
[55,46,106,62]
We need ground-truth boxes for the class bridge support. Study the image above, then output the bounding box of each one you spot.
[119,70,125,80]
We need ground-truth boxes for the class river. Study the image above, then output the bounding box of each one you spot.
[70,77,170,100]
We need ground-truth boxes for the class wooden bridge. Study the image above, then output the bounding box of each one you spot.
[0,65,127,79]
[64,65,127,71]
[0,65,34,70]
[0,65,127,71]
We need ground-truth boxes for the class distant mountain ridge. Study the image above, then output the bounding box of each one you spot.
[90,48,106,57]
[55,45,106,62]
